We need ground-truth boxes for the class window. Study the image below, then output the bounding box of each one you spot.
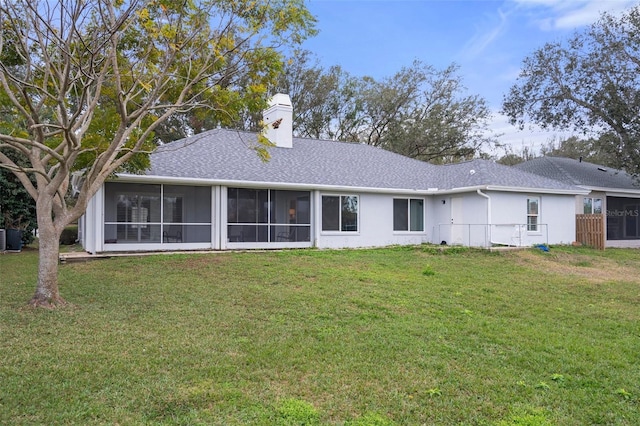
[527,197,539,232]
[583,197,603,214]
[393,198,424,232]
[322,195,358,232]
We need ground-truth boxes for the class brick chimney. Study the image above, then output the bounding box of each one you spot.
[263,94,293,148]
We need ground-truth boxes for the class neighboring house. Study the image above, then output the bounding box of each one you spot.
[80,95,587,253]
[515,156,640,248]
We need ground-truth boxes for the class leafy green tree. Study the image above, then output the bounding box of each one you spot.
[276,50,363,141]
[278,55,495,163]
[496,145,537,166]
[377,62,494,164]
[0,149,36,245]
[0,0,316,307]
[539,136,619,167]
[502,5,640,175]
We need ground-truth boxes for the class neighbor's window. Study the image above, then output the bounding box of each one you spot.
[527,197,540,232]
[393,198,424,232]
[322,195,358,232]
[583,197,603,214]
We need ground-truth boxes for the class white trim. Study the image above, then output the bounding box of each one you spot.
[104,243,213,252]
[319,193,360,234]
[526,196,541,233]
[313,190,321,246]
[604,191,640,198]
[114,173,590,196]
[578,185,640,195]
[227,241,312,250]
[114,173,435,194]
[483,185,589,195]
[392,197,426,234]
[212,186,220,250]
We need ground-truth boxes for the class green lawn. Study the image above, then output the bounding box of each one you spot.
[1,245,638,425]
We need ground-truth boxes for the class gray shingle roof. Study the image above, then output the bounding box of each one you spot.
[140,129,584,193]
[148,129,442,191]
[514,157,640,190]
[437,159,582,191]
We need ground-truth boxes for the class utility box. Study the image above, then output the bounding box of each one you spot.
[5,229,22,252]
[0,229,5,251]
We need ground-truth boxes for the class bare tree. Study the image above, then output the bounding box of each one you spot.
[0,0,315,307]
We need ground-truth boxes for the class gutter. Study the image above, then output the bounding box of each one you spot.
[113,174,590,196]
[578,185,640,197]
[113,173,441,195]
[435,185,589,196]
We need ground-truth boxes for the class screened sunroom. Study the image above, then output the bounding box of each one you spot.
[225,188,312,246]
[103,182,212,247]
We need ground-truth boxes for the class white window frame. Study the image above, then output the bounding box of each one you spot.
[321,194,359,233]
[393,198,425,232]
[583,197,603,214]
[527,197,540,233]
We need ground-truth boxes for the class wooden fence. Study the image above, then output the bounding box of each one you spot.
[576,214,605,250]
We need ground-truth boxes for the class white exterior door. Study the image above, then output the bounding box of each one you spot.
[451,197,464,245]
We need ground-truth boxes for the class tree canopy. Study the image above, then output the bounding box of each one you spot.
[502,5,640,175]
[495,135,618,167]
[276,51,496,164]
[0,0,316,307]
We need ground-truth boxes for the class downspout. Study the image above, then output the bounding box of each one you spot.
[313,190,321,248]
[477,189,491,248]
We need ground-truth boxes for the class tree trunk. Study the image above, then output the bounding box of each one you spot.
[29,224,66,308]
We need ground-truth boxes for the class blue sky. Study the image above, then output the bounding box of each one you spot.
[300,0,640,152]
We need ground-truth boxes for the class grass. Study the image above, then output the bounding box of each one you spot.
[0,245,639,425]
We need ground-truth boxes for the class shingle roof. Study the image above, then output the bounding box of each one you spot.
[514,157,640,190]
[140,128,584,193]
[148,129,442,191]
[437,159,581,191]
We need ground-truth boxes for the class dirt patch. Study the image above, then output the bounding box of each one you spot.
[512,250,640,284]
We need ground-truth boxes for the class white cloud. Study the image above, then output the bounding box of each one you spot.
[488,112,575,153]
[511,0,639,30]
[460,8,511,59]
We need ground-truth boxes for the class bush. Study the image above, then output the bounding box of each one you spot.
[60,225,78,245]
[0,148,37,246]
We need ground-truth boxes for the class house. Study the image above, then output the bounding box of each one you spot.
[79,95,587,253]
[515,156,640,248]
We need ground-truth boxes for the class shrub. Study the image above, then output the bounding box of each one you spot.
[60,225,78,245]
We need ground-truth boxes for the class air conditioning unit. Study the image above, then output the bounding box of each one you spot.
[0,229,6,252]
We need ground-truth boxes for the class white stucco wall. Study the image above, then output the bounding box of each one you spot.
[427,196,450,245]
[489,191,576,246]
[80,185,103,254]
[80,182,580,253]
[316,191,429,249]
[427,192,490,247]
